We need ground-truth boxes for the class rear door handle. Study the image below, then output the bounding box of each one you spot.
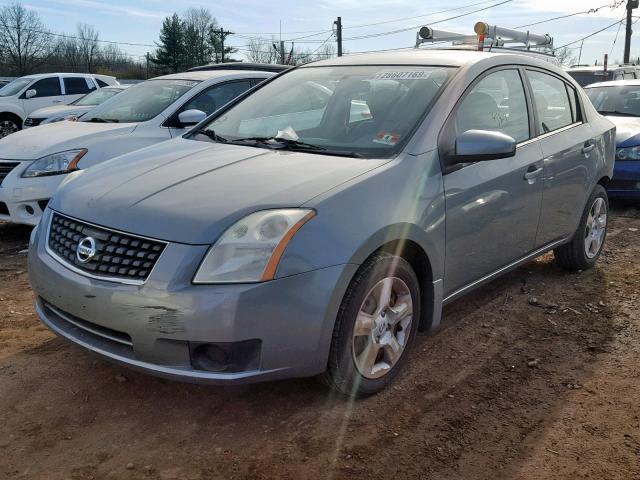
[582,141,596,155]
[524,165,543,182]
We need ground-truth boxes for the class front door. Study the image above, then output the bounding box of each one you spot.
[442,68,544,296]
[22,77,64,116]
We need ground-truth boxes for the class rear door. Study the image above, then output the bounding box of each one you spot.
[525,68,596,244]
[63,77,96,104]
[21,77,64,115]
[442,67,544,295]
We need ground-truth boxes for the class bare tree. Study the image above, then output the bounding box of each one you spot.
[554,47,577,67]
[54,37,82,72]
[245,36,279,64]
[77,23,99,72]
[0,2,51,75]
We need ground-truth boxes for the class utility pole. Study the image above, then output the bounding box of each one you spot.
[220,27,225,63]
[145,52,150,79]
[280,40,285,64]
[624,0,639,64]
[334,16,343,57]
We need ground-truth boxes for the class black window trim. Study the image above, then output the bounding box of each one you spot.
[19,76,63,99]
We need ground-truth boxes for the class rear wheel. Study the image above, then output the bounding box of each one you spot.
[323,253,420,397]
[554,185,608,270]
[0,115,20,139]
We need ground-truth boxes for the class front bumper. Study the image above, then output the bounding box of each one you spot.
[608,160,640,199]
[0,164,60,226]
[28,210,356,384]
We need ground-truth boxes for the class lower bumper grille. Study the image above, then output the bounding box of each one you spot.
[24,117,44,127]
[0,161,20,186]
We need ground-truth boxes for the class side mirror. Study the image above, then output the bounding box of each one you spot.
[447,129,516,165]
[177,109,207,127]
[25,89,37,99]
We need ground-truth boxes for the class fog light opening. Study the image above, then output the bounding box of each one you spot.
[24,205,35,216]
[192,344,230,372]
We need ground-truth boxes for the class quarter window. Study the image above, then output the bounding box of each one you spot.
[527,70,574,134]
[29,77,62,98]
[455,69,530,143]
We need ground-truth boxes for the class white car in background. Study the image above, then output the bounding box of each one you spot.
[0,69,274,226]
[0,73,118,138]
[24,85,129,128]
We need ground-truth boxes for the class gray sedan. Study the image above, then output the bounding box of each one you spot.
[28,50,615,396]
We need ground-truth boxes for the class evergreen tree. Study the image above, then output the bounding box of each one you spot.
[152,13,184,73]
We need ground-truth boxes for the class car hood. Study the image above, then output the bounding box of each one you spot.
[0,121,137,160]
[604,115,640,147]
[29,105,91,119]
[51,138,387,244]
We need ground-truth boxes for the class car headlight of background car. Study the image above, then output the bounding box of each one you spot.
[21,149,87,178]
[41,114,79,125]
[193,209,316,284]
[616,145,640,161]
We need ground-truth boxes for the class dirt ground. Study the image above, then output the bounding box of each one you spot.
[0,206,639,480]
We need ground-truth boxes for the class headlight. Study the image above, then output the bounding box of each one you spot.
[616,145,640,161]
[21,149,87,178]
[193,209,316,284]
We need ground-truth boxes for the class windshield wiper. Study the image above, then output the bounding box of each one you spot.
[193,128,228,143]
[229,136,365,158]
[86,117,119,123]
[597,110,640,117]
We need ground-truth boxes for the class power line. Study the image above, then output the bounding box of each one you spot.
[515,1,626,28]
[554,17,628,49]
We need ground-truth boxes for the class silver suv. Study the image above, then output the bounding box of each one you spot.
[28,50,615,396]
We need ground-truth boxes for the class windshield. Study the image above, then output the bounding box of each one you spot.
[73,87,122,106]
[586,85,640,117]
[194,65,454,158]
[0,78,32,97]
[568,71,610,87]
[81,79,198,123]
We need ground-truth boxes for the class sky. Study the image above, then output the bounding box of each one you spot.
[10,0,640,65]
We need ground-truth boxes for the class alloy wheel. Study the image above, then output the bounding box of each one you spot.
[352,276,413,379]
[0,120,18,139]
[584,197,607,259]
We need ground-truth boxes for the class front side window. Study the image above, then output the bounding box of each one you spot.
[81,79,199,123]
[195,65,454,158]
[586,85,640,117]
[527,70,574,134]
[455,69,530,143]
[177,80,252,117]
[0,78,32,97]
[29,77,62,98]
[64,77,93,95]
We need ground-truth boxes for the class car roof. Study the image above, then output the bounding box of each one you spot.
[188,62,290,73]
[303,49,550,69]
[20,73,105,80]
[151,70,273,82]
[584,79,640,88]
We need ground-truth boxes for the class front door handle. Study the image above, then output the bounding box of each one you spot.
[524,165,543,182]
[582,141,596,155]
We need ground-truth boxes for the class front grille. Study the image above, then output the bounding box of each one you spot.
[24,117,44,127]
[0,161,20,186]
[48,212,166,283]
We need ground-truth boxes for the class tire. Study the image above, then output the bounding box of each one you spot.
[0,114,21,139]
[323,252,421,397]
[554,184,609,271]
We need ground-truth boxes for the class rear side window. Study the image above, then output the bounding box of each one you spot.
[64,77,93,95]
[29,77,61,98]
[455,69,530,143]
[527,70,574,134]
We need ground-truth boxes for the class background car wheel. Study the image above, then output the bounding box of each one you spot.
[0,115,21,139]
[323,252,420,397]
[554,184,609,271]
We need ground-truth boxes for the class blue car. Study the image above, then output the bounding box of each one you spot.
[585,80,640,199]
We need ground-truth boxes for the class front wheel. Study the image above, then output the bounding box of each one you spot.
[554,184,609,270]
[0,115,21,139]
[323,253,420,397]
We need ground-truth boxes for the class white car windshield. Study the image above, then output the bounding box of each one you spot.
[0,78,32,97]
[586,85,640,117]
[194,65,454,158]
[73,88,123,107]
[82,79,199,123]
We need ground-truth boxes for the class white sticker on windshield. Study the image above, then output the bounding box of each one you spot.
[372,70,431,80]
